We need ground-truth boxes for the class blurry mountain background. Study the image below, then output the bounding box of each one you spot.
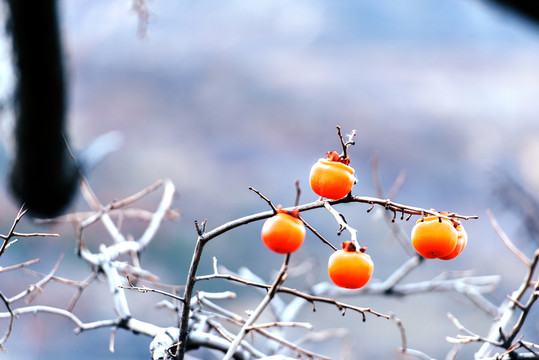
[1,0,539,359]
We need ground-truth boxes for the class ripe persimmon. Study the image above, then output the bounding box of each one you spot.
[439,223,467,260]
[328,241,373,289]
[411,213,458,259]
[309,151,356,200]
[261,206,306,254]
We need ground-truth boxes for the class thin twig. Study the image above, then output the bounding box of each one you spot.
[8,254,64,304]
[505,250,539,347]
[0,258,41,273]
[0,206,59,257]
[323,202,359,248]
[294,180,301,207]
[300,216,338,251]
[249,187,277,213]
[0,292,14,347]
[487,209,531,266]
[196,271,390,320]
[255,326,332,360]
[177,236,207,359]
[390,313,407,352]
[371,155,415,255]
[222,254,290,360]
[120,277,185,303]
[246,321,313,331]
[336,126,356,159]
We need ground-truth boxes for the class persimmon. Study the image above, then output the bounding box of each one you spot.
[439,223,467,260]
[261,206,305,254]
[309,151,356,200]
[328,241,373,289]
[411,213,458,259]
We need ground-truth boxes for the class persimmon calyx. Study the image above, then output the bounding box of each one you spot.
[326,150,350,166]
[276,205,300,219]
[341,240,366,253]
[425,209,462,229]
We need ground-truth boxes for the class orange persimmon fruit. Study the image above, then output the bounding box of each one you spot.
[261,206,306,254]
[309,151,356,200]
[411,213,458,259]
[328,241,373,289]
[439,223,467,260]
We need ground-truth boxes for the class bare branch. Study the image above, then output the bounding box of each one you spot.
[223,254,290,360]
[390,313,407,352]
[0,292,14,348]
[336,126,356,159]
[487,209,531,266]
[197,270,390,320]
[0,258,40,273]
[323,202,359,248]
[371,155,415,255]
[249,186,277,213]
[0,206,59,257]
[120,277,185,303]
[246,321,313,331]
[299,216,338,251]
[137,179,176,250]
[7,254,64,304]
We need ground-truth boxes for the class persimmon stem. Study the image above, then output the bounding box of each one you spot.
[294,180,301,208]
[336,125,356,159]
[249,187,278,214]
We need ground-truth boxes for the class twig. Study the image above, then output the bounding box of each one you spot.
[185,196,477,247]
[336,126,356,159]
[0,305,163,336]
[371,155,415,255]
[398,347,436,360]
[222,254,290,360]
[177,235,207,359]
[300,216,338,251]
[254,327,332,360]
[137,179,176,250]
[110,326,117,353]
[0,292,14,348]
[294,180,301,207]
[120,277,185,303]
[447,313,493,342]
[8,254,64,304]
[0,206,26,257]
[196,271,390,320]
[67,272,99,312]
[323,202,359,248]
[0,258,41,273]
[249,187,278,213]
[23,268,88,287]
[25,254,65,304]
[0,206,59,257]
[487,209,531,266]
[390,313,407,352]
[246,321,313,331]
[37,208,179,224]
[376,255,422,292]
[476,248,539,358]
[131,0,151,39]
[504,250,539,347]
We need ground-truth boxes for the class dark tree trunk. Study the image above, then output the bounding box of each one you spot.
[5,0,79,217]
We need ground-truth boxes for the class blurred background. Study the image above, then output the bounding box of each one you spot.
[1,0,539,359]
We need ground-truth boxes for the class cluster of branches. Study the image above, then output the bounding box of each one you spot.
[445,210,539,360]
[0,163,537,359]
